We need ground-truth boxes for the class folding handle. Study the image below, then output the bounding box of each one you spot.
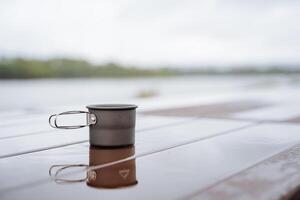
[49,110,97,129]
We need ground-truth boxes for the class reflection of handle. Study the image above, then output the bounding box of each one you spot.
[49,164,88,183]
[49,110,97,129]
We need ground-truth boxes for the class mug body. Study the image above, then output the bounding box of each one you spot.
[86,104,137,147]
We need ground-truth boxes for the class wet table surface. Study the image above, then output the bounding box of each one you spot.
[1,86,300,200]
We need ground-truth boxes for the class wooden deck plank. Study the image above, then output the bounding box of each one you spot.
[1,122,300,200]
[0,118,249,159]
[0,116,194,158]
[0,115,186,140]
[192,143,300,200]
[286,115,300,124]
[142,100,270,117]
[233,104,300,121]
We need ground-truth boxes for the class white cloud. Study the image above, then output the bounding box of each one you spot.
[0,0,299,68]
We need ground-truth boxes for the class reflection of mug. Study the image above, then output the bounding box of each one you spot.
[49,104,137,147]
[87,145,137,188]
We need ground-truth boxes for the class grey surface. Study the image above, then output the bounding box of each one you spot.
[1,77,300,199]
[2,119,300,200]
[0,115,192,158]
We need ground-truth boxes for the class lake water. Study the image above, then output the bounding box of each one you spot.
[0,75,299,114]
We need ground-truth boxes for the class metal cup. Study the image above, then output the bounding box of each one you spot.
[49,104,137,147]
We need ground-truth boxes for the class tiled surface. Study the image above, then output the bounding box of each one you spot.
[1,122,300,199]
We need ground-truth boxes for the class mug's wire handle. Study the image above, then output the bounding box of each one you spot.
[49,111,97,129]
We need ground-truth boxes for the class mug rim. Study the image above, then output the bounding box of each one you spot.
[86,104,137,110]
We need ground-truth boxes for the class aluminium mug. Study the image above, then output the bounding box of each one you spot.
[49,104,137,147]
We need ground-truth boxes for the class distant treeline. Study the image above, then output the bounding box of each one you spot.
[0,58,174,79]
[175,67,300,75]
[0,58,299,79]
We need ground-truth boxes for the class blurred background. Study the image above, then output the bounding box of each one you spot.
[0,0,299,113]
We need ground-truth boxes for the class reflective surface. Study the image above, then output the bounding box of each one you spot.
[2,118,300,199]
[0,115,190,158]
[1,80,300,199]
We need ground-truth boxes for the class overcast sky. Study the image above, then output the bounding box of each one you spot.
[0,0,299,68]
